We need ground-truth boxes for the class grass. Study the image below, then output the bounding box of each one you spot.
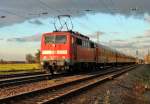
[0,63,41,74]
[133,67,150,87]
[120,66,150,104]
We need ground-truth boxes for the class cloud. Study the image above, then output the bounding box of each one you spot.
[144,14,150,23]
[108,39,135,48]
[1,0,150,26]
[135,36,145,39]
[109,36,150,49]
[144,29,150,36]
[134,29,150,40]
[109,32,121,35]
[28,19,44,25]
[88,31,105,40]
[0,38,3,40]
[103,27,150,58]
[88,28,150,57]
[7,34,42,42]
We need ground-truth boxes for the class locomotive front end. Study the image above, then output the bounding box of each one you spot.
[40,32,71,73]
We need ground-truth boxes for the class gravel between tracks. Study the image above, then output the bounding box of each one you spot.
[0,74,91,99]
[57,65,150,104]
[13,72,113,104]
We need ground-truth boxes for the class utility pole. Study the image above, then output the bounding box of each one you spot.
[136,50,138,57]
[88,31,102,43]
[96,31,101,44]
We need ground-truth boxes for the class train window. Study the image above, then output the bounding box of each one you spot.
[45,35,55,44]
[90,42,95,48]
[85,41,88,47]
[85,41,87,47]
[82,41,85,47]
[82,41,89,48]
[56,35,67,43]
[76,38,82,45]
[45,35,66,44]
[86,41,90,48]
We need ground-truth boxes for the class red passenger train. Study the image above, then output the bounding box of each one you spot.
[40,31,136,74]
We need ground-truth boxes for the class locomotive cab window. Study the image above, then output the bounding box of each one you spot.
[45,35,67,44]
[76,38,82,45]
[90,42,95,48]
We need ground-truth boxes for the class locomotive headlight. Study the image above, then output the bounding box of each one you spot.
[41,62,44,65]
[62,56,65,59]
[43,56,47,59]
[57,50,67,54]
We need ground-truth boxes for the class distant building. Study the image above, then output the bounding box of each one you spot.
[144,55,150,64]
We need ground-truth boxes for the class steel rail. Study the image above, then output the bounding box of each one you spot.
[0,71,78,88]
[0,71,45,79]
[0,70,96,88]
[0,73,51,88]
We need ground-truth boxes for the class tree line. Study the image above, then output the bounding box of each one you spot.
[0,50,40,64]
[25,50,40,63]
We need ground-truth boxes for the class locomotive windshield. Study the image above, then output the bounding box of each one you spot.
[45,35,67,44]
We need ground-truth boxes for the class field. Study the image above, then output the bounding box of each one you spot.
[0,63,41,74]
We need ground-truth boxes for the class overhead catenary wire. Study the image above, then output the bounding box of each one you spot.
[0,0,91,32]
[100,0,128,33]
[0,0,123,34]
[0,1,134,40]
[0,9,30,20]
[37,0,97,33]
[0,8,52,36]
[98,0,135,56]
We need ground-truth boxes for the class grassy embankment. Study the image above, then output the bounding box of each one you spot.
[134,66,150,87]
[121,65,150,103]
[0,63,41,74]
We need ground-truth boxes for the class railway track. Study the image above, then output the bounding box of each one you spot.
[0,71,94,88]
[0,66,121,88]
[0,70,92,88]
[0,71,45,79]
[0,65,137,104]
[0,73,51,88]
[0,71,81,88]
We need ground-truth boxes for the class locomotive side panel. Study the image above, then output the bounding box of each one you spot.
[70,34,96,70]
[76,46,95,62]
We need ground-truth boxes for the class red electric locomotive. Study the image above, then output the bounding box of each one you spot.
[40,30,136,74]
[40,31,96,73]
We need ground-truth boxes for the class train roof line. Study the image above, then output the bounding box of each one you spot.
[53,30,90,40]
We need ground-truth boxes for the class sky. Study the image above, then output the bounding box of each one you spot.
[0,0,150,61]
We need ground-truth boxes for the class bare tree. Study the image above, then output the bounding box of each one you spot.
[35,49,40,63]
[0,59,4,64]
[25,54,35,63]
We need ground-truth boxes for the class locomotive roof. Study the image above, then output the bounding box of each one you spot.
[52,30,90,40]
[43,30,90,41]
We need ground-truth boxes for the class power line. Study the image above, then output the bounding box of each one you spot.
[74,19,96,32]
[37,0,98,33]
[100,0,128,33]
[37,0,61,15]
[0,1,107,35]
[0,9,29,20]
